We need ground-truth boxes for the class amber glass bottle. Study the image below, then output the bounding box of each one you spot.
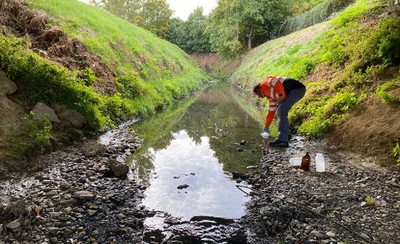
[301,152,311,171]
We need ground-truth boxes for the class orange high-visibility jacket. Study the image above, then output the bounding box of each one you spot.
[259,76,286,126]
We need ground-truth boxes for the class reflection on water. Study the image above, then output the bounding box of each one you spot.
[142,130,247,220]
[128,82,264,220]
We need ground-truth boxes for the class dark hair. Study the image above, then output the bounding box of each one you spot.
[253,83,261,95]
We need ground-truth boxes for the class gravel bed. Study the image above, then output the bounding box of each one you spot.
[243,141,400,244]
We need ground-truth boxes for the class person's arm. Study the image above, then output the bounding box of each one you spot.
[265,100,277,126]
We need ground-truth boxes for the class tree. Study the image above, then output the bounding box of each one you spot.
[90,0,172,38]
[167,18,187,49]
[185,7,211,53]
[207,0,291,58]
[166,8,211,53]
[137,0,172,38]
[90,0,142,21]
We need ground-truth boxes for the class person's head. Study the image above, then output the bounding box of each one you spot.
[253,83,264,98]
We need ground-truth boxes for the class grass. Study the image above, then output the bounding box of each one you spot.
[0,0,209,161]
[2,0,210,130]
[230,21,330,89]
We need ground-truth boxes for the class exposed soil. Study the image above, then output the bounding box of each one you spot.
[0,0,116,95]
[190,53,222,73]
[326,96,400,167]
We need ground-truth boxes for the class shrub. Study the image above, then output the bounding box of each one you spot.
[393,143,400,163]
[105,93,137,123]
[79,67,99,86]
[0,33,111,130]
[14,112,52,150]
[297,91,364,138]
[116,74,147,99]
[284,0,354,34]
[324,91,364,116]
[376,78,400,105]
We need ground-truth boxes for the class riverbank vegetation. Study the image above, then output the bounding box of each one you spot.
[230,0,400,163]
[1,0,209,131]
[0,0,209,163]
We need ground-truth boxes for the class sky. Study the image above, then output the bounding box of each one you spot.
[79,0,218,21]
[166,0,218,20]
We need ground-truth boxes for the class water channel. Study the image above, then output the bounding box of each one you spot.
[126,82,268,242]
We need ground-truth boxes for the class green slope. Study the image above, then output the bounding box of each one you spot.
[0,0,209,130]
[231,0,400,139]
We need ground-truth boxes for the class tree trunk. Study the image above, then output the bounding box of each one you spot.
[247,26,253,51]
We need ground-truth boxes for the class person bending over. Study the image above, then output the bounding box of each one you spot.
[253,76,306,148]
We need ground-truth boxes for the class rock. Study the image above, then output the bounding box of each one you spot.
[45,190,58,197]
[107,159,129,178]
[0,70,17,95]
[0,94,24,136]
[62,229,74,238]
[67,128,85,142]
[310,230,325,239]
[360,233,371,241]
[60,182,72,190]
[48,227,60,235]
[77,231,86,240]
[63,207,73,214]
[60,198,77,206]
[83,141,106,157]
[177,184,189,189]
[87,209,97,216]
[49,237,58,244]
[49,212,63,218]
[54,105,86,129]
[377,200,387,207]
[74,191,96,200]
[6,219,21,230]
[32,102,60,123]
[86,170,96,177]
[326,231,336,237]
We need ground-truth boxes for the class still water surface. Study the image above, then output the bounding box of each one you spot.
[128,82,265,221]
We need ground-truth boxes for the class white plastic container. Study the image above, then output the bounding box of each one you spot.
[289,157,302,166]
[315,153,325,172]
[261,131,270,139]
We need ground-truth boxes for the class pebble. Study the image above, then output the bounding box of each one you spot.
[6,219,21,230]
[326,231,336,237]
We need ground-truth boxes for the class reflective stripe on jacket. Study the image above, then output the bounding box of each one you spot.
[259,76,286,126]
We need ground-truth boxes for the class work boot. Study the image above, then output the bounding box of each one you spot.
[268,139,289,148]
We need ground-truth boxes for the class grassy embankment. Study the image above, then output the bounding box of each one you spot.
[231,0,400,162]
[0,0,209,132]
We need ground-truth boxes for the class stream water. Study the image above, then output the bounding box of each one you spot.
[127,82,266,242]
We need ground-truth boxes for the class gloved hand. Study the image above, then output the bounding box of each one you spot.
[260,126,270,139]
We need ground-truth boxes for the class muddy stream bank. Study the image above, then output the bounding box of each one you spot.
[1,83,400,243]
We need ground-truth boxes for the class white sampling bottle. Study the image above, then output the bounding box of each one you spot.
[289,157,302,166]
[261,131,269,139]
[315,153,325,172]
